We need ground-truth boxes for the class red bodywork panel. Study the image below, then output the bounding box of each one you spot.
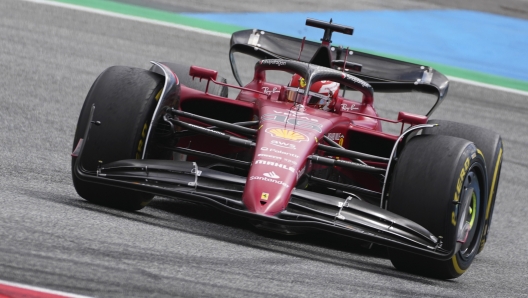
[172,64,422,216]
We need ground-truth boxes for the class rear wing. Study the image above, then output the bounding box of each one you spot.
[229,29,449,116]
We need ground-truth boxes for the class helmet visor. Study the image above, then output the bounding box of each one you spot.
[285,87,308,104]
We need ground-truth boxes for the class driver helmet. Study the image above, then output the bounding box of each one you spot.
[286,74,339,110]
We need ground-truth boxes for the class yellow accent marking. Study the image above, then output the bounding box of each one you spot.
[259,125,263,130]
[477,149,484,161]
[453,192,459,203]
[453,157,470,225]
[454,158,470,204]
[486,147,503,220]
[155,89,162,101]
[299,77,306,88]
[469,193,477,226]
[267,128,308,141]
[141,123,148,138]
[261,192,269,201]
[451,256,466,275]
[315,136,318,143]
[338,137,344,146]
[136,123,149,159]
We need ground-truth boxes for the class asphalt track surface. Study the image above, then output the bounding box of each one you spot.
[115,0,528,20]
[1,0,527,297]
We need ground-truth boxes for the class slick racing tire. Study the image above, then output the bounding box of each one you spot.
[387,135,488,279]
[71,66,164,211]
[149,62,228,97]
[423,119,503,252]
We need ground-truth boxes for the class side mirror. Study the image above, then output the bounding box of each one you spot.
[398,111,428,125]
[189,65,218,81]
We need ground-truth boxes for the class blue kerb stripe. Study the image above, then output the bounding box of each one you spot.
[182,10,528,82]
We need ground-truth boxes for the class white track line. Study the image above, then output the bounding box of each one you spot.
[22,0,231,39]
[21,0,528,97]
[448,76,528,96]
[0,279,92,298]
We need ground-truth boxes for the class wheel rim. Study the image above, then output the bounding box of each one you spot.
[458,170,482,259]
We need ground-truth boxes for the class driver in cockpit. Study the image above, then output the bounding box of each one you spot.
[284,74,339,111]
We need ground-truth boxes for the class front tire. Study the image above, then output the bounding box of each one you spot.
[71,66,164,210]
[387,135,488,279]
[423,119,503,252]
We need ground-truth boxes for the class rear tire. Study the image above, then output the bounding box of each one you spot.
[387,135,488,279]
[423,119,503,252]
[149,62,228,97]
[71,66,164,211]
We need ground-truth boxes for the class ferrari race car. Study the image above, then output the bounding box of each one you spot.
[71,18,503,279]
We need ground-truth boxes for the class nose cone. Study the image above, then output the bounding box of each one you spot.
[243,125,316,215]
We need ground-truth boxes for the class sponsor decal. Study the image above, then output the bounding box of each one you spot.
[262,114,322,132]
[273,109,307,116]
[452,157,471,226]
[299,77,307,88]
[340,103,359,111]
[263,171,280,179]
[327,132,343,141]
[261,147,300,158]
[250,176,290,188]
[261,192,269,201]
[327,132,345,146]
[260,59,286,66]
[270,140,296,149]
[262,87,280,95]
[255,160,295,173]
[341,73,372,89]
[283,158,298,165]
[136,123,148,159]
[247,29,261,46]
[257,153,282,160]
[266,128,308,142]
[272,110,318,122]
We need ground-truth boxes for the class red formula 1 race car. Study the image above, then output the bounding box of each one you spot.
[71,18,503,279]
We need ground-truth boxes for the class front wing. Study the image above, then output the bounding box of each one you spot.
[72,105,454,261]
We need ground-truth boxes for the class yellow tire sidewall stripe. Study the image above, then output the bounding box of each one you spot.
[486,147,503,220]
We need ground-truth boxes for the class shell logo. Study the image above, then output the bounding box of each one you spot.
[266,128,308,142]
